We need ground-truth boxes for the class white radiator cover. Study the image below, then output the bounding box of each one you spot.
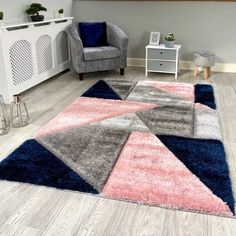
[0,17,73,103]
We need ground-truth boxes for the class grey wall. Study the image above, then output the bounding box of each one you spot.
[0,0,73,22]
[73,1,236,63]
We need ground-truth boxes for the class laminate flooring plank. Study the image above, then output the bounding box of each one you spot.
[41,193,99,235]
[0,224,41,236]
[0,184,35,227]
[3,186,70,230]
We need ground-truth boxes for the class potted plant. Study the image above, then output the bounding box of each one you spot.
[58,9,64,18]
[26,3,47,22]
[165,33,175,48]
[0,11,4,27]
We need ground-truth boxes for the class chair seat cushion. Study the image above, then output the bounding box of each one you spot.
[84,46,121,61]
[79,22,108,47]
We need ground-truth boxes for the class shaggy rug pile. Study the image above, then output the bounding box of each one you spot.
[0,79,234,218]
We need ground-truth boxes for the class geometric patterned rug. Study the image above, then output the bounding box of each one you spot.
[0,80,234,218]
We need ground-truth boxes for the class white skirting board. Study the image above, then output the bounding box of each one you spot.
[128,58,236,73]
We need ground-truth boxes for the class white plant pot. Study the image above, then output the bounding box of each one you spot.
[0,20,4,27]
[165,41,175,48]
[59,13,64,18]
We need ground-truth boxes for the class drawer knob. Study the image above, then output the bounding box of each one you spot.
[160,64,162,66]
[160,52,163,54]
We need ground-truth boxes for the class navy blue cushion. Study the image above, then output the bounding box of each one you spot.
[79,22,107,47]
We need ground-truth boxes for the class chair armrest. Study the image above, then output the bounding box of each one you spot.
[107,22,128,51]
[68,22,85,72]
[69,22,83,48]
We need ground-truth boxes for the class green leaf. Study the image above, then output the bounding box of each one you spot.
[0,11,3,20]
[25,3,47,15]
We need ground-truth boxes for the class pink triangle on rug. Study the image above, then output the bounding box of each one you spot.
[138,81,194,102]
[102,131,233,217]
[34,97,157,138]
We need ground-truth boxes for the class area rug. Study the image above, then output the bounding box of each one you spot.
[0,80,234,218]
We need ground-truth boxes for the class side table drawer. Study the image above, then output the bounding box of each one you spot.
[148,48,176,60]
[147,60,176,72]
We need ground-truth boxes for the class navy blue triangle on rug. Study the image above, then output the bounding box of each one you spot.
[195,84,216,109]
[0,140,98,194]
[157,135,235,215]
[81,80,122,100]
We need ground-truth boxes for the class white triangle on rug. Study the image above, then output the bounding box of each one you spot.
[194,103,222,140]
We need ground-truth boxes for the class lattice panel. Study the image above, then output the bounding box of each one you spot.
[36,35,53,74]
[9,40,34,86]
[56,31,69,65]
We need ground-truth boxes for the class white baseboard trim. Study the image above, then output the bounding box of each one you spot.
[127,58,145,68]
[127,58,236,73]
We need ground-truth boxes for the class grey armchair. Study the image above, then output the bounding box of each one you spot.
[69,21,129,80]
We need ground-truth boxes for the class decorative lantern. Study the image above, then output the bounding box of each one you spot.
[0,95,10,135]
[10,95,30,128]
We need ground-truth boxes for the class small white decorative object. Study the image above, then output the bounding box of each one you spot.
[53,11,58,19]
[149,32,160,46]
[58,9,64,18]
[0,11,4,27]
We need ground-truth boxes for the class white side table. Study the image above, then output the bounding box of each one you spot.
[145,44,182,80]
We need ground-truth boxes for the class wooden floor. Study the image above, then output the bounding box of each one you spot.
[0,67,236,235]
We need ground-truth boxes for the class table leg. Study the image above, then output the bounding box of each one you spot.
[203,67,208,80]
[207,67,211,77]
[194,66,198,77]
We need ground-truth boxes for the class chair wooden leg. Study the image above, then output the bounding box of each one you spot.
[79,73,83,81]
[194,66,198,77]
[203,67,208,80]
[207,67,211,77]
[120,68,125,76]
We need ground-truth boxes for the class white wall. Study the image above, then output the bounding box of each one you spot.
[0,0,73,22]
